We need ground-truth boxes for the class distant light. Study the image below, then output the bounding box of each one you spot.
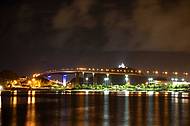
[13,80,17,84]
[118,63,126,68]
[78,68,87,71]
[184,72,188,76]
[85,77,89,81]
[0,85,3,90]
[48,75,51,80]
[174,72,178,75]
[104,90,109,95]
[28,80,32,84]
[181,78,185,82]
[155,71,158,74]
[106,73,109,77]
[33,74,36,78]
[104,77,109,81]
[125,75,129,82]
[33,73,40,78]
[171,78,175,81]
[148,78,153,82]
[175,78,178,82]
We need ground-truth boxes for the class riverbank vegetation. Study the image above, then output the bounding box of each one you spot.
[72,83,190,91]
[1,77,190,91]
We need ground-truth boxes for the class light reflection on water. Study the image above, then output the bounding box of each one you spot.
[103,95,109,126]
[0,91,190,126]
[26,95,35,126]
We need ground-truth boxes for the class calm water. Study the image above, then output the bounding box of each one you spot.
[0,91,190,126]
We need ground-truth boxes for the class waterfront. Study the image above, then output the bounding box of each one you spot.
[0,91,190,126]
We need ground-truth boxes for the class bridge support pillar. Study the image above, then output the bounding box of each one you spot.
[92,73,95,85]
[75,72,80,85]
[82,72,85,84]
[103,73,110,86]
[62,74,67,86]
[47,75,51,80]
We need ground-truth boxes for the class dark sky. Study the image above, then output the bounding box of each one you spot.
[1,0,190,74]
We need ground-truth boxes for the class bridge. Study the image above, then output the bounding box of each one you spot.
[33,67,144,85]
[33,67,190,86]
[38,67,143,76]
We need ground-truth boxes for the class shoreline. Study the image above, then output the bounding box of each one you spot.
[1,89,190,98]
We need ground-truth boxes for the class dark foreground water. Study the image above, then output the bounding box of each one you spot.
[0,91,190,126]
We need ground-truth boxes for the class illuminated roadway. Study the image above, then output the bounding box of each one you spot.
[36,67,143,77]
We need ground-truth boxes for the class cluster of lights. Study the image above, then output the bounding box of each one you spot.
[33,73,40,78]
[118,63,126,68]
[183,72,188,76]
[27,78,41,87]
[148,78,154,82]
[171,78,178,82]
[13,80,18,84]
[146,71,189,76]
[171,78,185,82]
[163,72,168,75]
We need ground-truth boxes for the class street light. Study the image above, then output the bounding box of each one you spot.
[125,75,129,83]
[85,77,89,85]
[174,78,178,82]
[155,71,158,74]
[148,77,153,82]
[32,78,36,82]
[85,77,89,81]
[104,77,109,86]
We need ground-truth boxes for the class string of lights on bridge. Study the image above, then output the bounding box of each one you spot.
[33,68,189,78]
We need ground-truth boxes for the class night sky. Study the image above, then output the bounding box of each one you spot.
[1,0,190,74]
